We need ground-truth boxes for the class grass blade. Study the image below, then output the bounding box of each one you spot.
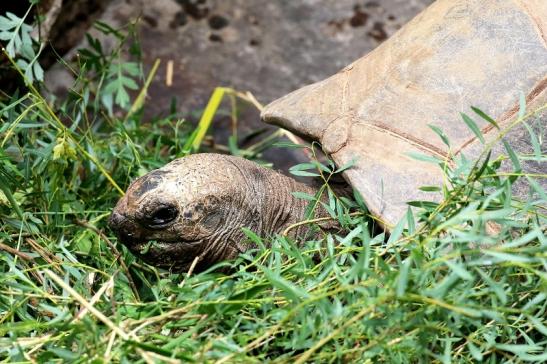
[184,87,227,152]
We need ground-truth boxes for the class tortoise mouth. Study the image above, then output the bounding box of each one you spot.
[125,238,204,270]
[130,239,169,252]
[129,238,200,254]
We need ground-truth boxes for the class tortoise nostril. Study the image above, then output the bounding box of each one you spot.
[109,211,140,245]
[108,211,125,230]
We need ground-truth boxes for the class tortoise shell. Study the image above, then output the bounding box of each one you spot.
[262,0,547,226]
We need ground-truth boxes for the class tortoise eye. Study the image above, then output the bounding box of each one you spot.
[146,205,178,229]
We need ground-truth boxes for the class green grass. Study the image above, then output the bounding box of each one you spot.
[1,12,546,363]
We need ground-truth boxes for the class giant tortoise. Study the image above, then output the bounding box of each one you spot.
[109,0,547,271]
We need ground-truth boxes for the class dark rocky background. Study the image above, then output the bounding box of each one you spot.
[44,0,433,169]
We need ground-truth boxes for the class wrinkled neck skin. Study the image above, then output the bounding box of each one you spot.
[224,160,326,246]
[208,164,325,265]
[109,154,331,272]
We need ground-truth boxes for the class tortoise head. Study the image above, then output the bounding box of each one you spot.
[108,153,322,271]
[108,154,254,271]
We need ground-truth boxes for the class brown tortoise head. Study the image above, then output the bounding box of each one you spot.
[109,154,253,271]
[109,153,323,271]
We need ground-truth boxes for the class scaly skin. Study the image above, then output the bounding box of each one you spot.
[109,153,332,271]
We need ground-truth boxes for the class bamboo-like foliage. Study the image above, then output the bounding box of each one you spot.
[0,11,545,364]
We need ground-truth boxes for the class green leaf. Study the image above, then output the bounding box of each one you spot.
[461,112,485,144]
[471,106,499,129]
[291,191,317,201]
[334,158,357,173]
[472,150,491,181]
[396,257,412,297]
[483,250,532,263]
[445,260,473,281]
[428,124,451,147]
[517,352,547,362]
[523,293,547,311]
[0,12,34,59]
[467,342,483,361]
[0,31,12,40]
[260,265,310,303]
[121,76,139,90]
[353,189,367,210]
[407,200,439,209]
[526,176,547,201]
[241,227,266,251]
[289,163,312,171]
[289,170,320,177]
[32,61,43,81]
[419,186,442,192]
[475,268,507,304]
[340,225,362,246]
[103,62,143,110]
[387,217,406,245]
[48,347,79,360]
[495,343,543,355]
[94,20,124,39]
[521,121,541,160]
[405,207,415,235]
[114,85,129,107]
[528,315,547,336]
[502,138,521,174]
[407,152,442,164]
[273,141,306,149]
[291,161,328,176]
